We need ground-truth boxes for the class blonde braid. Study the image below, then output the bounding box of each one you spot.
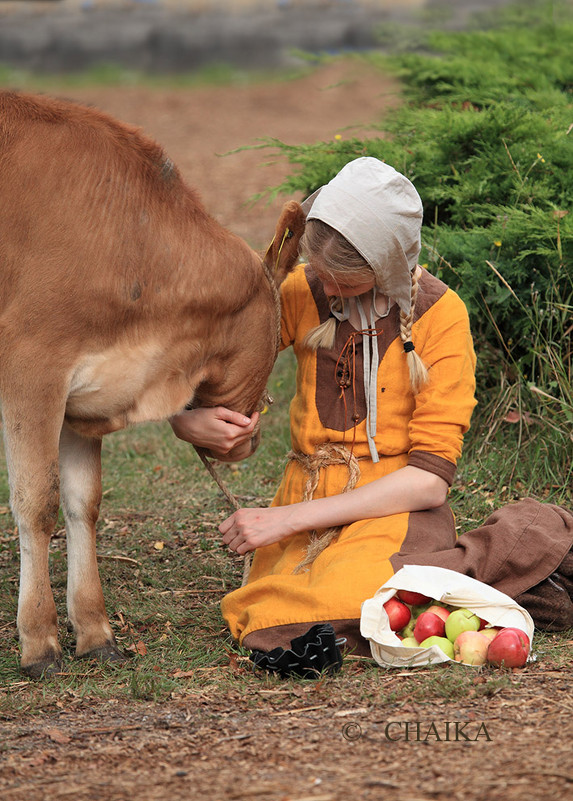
[399,269,429,394]
[303,296,341,350]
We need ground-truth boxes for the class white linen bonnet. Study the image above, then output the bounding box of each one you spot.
[301,157,423,315]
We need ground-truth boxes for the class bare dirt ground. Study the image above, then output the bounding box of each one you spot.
[53,58,401,250]
[1,61,572,801]
[2,659,573,801]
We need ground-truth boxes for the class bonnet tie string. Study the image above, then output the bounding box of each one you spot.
[355,295,380,464]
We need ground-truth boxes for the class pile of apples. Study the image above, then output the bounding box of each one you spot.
[383,590,530,668]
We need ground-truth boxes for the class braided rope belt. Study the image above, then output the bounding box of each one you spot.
[288,442,361,574]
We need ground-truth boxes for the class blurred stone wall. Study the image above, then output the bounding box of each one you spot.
[0,0,515,73]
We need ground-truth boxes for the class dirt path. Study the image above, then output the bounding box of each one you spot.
[2,663,572,801]
[56,59,401,249]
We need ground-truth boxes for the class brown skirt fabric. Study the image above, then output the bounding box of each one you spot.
[391,498,573,631]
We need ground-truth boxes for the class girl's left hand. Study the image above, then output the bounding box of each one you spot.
[169,407,259,461]
[219,506,297,554]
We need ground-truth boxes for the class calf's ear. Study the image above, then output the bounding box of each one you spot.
[263,200,306,287]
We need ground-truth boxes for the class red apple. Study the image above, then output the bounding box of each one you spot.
[426,605,450,624]
[413,611,445,642]
[486,628,530,668]
[396,589,432,606]
[454,631,490,665]
[383,597,411,632]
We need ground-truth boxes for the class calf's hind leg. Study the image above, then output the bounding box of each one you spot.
[59,423,125,664]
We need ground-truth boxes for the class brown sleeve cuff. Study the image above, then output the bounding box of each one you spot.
[408,451,457,486]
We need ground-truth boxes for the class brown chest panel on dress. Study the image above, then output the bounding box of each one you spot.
[304,265,448,433]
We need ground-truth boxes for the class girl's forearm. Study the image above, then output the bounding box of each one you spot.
[286,465,448,533]
[220,465,449,554]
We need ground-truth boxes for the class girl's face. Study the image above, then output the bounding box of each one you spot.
[309,260,375,298]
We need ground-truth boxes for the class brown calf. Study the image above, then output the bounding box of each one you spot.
[0,91,304,678]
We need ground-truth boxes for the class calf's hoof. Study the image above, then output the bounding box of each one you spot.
[79,640,127,666]
[21,651,63,680]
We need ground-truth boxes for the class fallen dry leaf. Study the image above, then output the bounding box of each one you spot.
[46,727,72,745]
[127,640,147,656]
[503,410,533,424]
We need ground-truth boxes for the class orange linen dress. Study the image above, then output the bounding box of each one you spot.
[221,263,477,654]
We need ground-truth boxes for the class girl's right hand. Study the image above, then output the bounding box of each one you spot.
[219,505,299,554]
[169,407,260,461]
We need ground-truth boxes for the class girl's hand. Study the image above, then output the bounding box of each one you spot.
[220,506,298,554]
[169,407,260,461]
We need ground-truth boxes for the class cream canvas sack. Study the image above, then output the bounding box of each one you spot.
[361,565,534,668]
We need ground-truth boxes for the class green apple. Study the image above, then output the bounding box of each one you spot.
[400,620,416,639]
[400,637,420,648]
[479,627,501,642]
[419,636,455,659]
[445,608,481,643]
